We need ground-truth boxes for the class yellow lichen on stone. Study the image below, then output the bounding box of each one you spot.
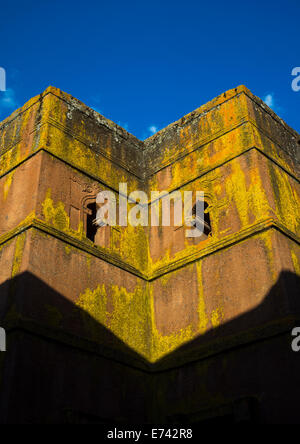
[76,284,108,327]
[3,171,14,200]
[109,284,150,359]
[291,249,300,276]
[0,145,21,177]
[42,189,69,231]
[19,211,36,228]
[76,282,151,359]
[65,245,72,255]
[119,223,149,272]
[151,322,194,363]
[41,189,84,240]
[11,232,26,278]
[149,286,195,362]
[268,163,300,234]
[196,260,208,334]
[211,307,224,328]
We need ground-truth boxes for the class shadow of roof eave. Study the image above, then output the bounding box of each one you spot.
[0,271,299,373]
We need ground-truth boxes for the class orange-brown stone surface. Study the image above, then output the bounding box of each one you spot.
[0,86,299,423]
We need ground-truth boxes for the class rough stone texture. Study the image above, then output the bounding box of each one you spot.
[0,85,299,423]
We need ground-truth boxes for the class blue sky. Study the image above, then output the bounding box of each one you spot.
[0,0,299,139]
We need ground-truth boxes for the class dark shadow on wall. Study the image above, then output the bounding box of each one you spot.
[0,271,299,424]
